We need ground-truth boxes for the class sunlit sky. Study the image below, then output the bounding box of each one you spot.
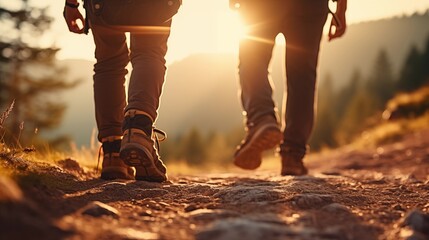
[6,0,429,63]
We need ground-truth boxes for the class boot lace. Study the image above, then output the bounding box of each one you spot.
[96,145,102,173]
[152,127,167,154]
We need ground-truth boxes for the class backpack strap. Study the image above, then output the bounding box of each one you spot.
[83,0,90,34]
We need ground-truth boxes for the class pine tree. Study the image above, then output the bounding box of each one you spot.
[179,128,207,165]
[335,69,361,119]
[336,84,374,145]
[420,35,429,85]
[397,45,424,92]
[366,49,395,111]
[310,73,337,149]
[205,131,233,164]
[331,69,363,145]
[0,1,77,147]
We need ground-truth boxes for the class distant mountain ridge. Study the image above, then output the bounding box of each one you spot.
[319,11,429,87]
[54,12,429,146]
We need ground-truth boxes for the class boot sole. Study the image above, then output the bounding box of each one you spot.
[234,126,282,170]
[120,143,167,182]
[281,168,308,176]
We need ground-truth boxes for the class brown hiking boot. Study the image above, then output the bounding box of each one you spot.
[120,110,168,182]
[234,115,283,170]
[281,155,308,176]
[279,145,308,176]
[100,136,135,180]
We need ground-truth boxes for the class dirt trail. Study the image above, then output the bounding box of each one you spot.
[1,129,429,240]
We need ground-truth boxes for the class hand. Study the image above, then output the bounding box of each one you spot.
[63,6,85,34]
[328,0,347,41]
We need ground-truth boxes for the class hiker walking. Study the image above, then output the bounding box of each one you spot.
[232,0,347,175]
[63,0,178,181]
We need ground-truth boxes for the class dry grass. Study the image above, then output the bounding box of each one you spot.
[0,100,14,129]
[349,112,429,149]
[339,87,429,150]
[383,86,429,120]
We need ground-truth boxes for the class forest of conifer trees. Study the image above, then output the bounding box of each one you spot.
[311,36,429,150]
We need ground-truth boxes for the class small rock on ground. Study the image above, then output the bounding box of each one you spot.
[80,201,120,218]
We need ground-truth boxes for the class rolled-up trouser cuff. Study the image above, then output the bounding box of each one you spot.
[279,141,308,159]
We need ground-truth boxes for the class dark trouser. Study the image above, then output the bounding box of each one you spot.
[90,23,170,141]
[238,0,328,154]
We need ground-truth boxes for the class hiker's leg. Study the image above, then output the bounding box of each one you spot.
[281,0,328,153]
[238,6,280,127]
[126,22,171,122]
[92,25,129,141]
[233,3,284,170]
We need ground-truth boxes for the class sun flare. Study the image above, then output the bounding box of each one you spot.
[165,0,248,62]
[214,10,246,53]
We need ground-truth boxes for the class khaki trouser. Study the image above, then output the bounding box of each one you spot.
[238,0,328,154]
[90,23,171,141]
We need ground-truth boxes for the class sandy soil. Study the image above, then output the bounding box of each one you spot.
[1,129,429,240]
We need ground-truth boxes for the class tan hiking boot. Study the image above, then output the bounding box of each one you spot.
[279,145,308,176]
[234,115,283,170]
[121,128,168,182]
[120,110,168,182]
[100,136,135,180]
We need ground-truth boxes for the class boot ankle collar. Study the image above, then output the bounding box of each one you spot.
[102,139,121,153]
[101,136,122,142]
[124,109,154,122]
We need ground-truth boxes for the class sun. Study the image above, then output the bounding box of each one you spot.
[165,0,247,62]
[213,10,246,54]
